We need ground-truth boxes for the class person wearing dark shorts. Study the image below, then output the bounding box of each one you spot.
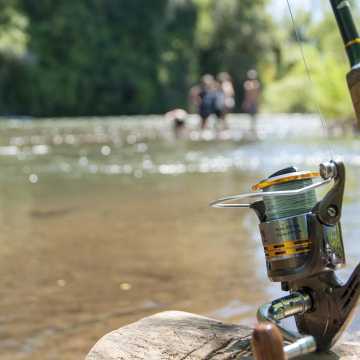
[198,74,216,129]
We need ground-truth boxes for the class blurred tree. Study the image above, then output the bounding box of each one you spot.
[262,5,355,121]
[195,0,276,111]
[0,0,30,115]
[159,0,198,110]
[0,0,290,117]
[18,0,168,116]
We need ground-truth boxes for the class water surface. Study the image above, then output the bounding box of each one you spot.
[0,115,359,360]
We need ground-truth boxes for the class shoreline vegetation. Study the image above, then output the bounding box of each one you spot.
[0,1,358,121]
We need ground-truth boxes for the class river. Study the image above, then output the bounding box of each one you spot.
[0,114,359,359]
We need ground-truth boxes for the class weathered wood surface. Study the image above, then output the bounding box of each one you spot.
[86,311,360,360]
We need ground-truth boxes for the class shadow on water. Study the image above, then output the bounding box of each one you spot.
[0,115,359,359]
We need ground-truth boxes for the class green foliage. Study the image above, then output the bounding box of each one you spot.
[196,0,276,105]
[18,0,169,116]
[263,45,353,119]
[0,0,29,114]
[1,0,354,119]
[0,2,27,57]
[0,0,275,116]
[262,8,356,121]
[160,0,198,110]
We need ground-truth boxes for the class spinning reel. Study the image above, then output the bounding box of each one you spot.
[211,160,360,358]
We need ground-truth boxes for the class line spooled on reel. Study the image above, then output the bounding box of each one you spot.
[210,1,360,358]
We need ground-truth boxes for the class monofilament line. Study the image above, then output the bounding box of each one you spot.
[285,0,334,161]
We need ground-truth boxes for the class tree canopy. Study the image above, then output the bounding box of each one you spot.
[0,0,276,117]
[0,0,357,119]
[262,3,357,120]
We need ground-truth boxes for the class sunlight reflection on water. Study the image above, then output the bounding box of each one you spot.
[0,114,355,182]
[0,115,360,359]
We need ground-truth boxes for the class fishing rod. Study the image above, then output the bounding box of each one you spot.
[331,0,360,127]
[210,1,360,359]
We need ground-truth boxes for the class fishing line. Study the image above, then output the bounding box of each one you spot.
[263,178,317,221]
[285,0,335,161]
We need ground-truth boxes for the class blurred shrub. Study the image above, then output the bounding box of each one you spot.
[197,0,276,110]
[1,0,355,119]
[263,46,353,120]
[0,0,275,117]
[262,8,356,121]
[18,0,169,116]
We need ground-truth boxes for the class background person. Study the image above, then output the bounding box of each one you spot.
[198,74,217,129]
[165,108,188,138]
[214,72,236,129]
[242,69,261,135]
[217,72,235,113]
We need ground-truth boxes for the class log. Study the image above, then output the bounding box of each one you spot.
[86,311,360,360]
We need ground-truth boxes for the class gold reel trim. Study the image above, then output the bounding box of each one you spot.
[252,171,320,191]
[264,239,312,258]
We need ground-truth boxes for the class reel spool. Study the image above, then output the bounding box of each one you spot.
[256,168,320,280]
[211,161,360,358]
[256,166,344,282]
[253,167,319,221]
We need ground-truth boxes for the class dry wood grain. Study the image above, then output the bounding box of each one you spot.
[86,311,360,360]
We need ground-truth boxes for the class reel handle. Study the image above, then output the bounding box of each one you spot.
[252,323,285,360]
[293,262,360,351]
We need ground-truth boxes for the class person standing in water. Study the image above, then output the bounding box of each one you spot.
[242,69,261,136]
[197,74,217,129]
[214,72,235,129]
